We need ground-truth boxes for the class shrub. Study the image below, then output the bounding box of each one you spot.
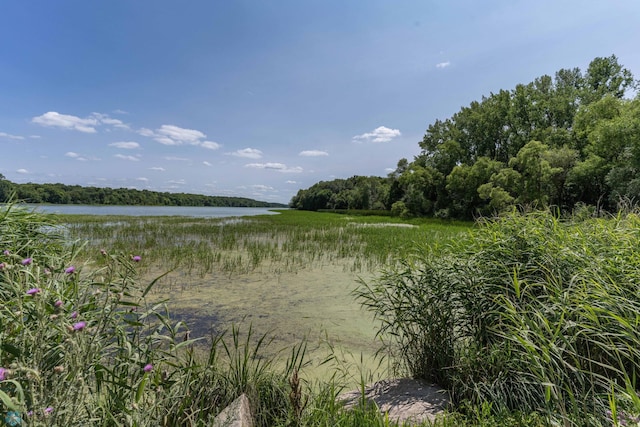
[356,210,640,425]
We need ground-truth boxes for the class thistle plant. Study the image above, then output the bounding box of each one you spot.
[0,202,307,426]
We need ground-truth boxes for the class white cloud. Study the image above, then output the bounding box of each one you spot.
[201,141,221,150]
[92,113,129,129]
[16,168,28,174]
[65,151,85,161]
[286,180,298,184]
[149,167,165,171]
[113,109,128,115]
[352,126,401,143]
[167,179,186,185]
[436,61,451,69]
[155,124,205,145]
[203,161,212,166]
[155,136,177,145]
[299,150,328,157]
[32,112,98,133]
[109,141,140,149]
[139,124,222,151]
[137,128,155,137]
[252,184,274,191]
[29,135,41,139]
[231,148,263,159]
[245,163,303,173]
[114,154,140,161]
[0,132,24,140]
[164,156,189,161]
[136,177,149,182]
[65,151,99,161]
[31,111,129,133]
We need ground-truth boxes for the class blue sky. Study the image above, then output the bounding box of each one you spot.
[1,1,639,204]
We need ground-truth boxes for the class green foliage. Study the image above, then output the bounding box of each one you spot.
[2,180,285,207]
[0,203,306,426]
[290,176,390,211]
[356,210,640,425]
[292,55,640,219]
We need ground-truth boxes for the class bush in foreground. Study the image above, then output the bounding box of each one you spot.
[357,210,640,425]
[0,203,305,426]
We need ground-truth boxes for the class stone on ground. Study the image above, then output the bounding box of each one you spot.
[338,378,449,425]
[212,393,253,427]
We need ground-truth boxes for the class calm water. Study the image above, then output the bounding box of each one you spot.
[22,204,283,218]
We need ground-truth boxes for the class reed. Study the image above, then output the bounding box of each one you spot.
[356,209,640,425]
[60,210,469,277]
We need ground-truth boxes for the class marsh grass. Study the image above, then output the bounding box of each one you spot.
[7,203,630,425]
[57,210,469,383]
[0,203,313,426]
[356,210,640,425]
[60,210,469,277]
[3,203,516,426]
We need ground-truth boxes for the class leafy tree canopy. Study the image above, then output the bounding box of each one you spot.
[291,55,640,219]
[0,178,286,207]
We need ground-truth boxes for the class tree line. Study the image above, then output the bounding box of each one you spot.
[0,178,286,207]
[290,55,640,219]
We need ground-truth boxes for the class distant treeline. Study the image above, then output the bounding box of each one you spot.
[291,55,640,219]
[0,178,286,207]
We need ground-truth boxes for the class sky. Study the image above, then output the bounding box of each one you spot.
[1,1,639,204]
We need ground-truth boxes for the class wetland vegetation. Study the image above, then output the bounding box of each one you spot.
[60,210,470,374]
[3,202,640,425]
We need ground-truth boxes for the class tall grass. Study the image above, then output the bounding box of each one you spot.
[0,203,308,426]
[356,210,640,425]
[8,203,621,425]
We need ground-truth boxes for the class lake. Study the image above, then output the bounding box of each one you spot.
[21,204,283,218]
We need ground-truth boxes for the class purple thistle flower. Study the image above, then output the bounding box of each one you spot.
[22,258,32,265]
[65,266,75,274]
[70,311,78,319]
[132,255,142,262]
[44,407,53,414]
[0,262,5,270]
[0,367,6,381]
[54,300,63,308]
[73,321,86,331]
[3,250,9,256]
[26,288,41,296]
[100,249,107,256]
[143,363,153,373]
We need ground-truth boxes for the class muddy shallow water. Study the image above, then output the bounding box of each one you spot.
[147,261,389,382]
